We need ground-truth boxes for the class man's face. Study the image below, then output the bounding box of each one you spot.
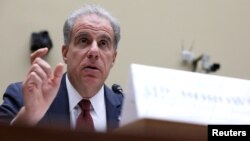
[62,14,117,97]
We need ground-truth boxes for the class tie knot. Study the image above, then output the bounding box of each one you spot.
[79,99,91,111]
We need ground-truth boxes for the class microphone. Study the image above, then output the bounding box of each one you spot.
[112,84,123,96]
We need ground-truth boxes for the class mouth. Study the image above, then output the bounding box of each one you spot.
[83,65,100,71]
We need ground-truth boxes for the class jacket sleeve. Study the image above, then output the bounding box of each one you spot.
[0,82,24,124]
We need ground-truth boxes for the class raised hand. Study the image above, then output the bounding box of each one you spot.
[12,48,64,126]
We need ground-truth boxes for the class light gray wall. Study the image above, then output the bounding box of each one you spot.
[1,0,250,102]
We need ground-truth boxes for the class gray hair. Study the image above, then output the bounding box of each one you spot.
[63,4,120,49]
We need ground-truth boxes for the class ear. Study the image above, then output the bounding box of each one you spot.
[111,51,117,68]
[62,45,68,64]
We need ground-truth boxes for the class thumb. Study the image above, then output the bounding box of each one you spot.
[52,63,64,85]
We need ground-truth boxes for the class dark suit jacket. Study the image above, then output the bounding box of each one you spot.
[0,73,123,131]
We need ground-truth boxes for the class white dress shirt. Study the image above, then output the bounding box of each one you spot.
[66,75,107,132]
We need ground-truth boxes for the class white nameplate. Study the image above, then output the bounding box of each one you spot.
[120,64,250,127]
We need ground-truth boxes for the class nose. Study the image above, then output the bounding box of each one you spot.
[87,41,99,60]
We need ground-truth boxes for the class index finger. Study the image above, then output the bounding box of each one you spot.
[30,48,49,64]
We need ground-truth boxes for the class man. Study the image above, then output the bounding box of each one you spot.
[0,4,123,132]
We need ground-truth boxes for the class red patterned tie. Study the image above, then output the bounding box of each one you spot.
[76,99,94,131]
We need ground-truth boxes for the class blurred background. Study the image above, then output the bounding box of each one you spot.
[1,0,250,102]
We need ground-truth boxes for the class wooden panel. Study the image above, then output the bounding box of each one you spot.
[116,119,207,141]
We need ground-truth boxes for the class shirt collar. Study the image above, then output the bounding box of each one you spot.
[90,85,105,118]
[66,75,82,112]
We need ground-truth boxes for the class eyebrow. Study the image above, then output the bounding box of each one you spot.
[75,32,89,38]
[98,34,112,43]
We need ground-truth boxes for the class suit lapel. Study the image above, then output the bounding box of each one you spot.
[39,74,70,128]
[104,85,123,131]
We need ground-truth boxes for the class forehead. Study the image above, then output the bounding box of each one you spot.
[72,14,114,36]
